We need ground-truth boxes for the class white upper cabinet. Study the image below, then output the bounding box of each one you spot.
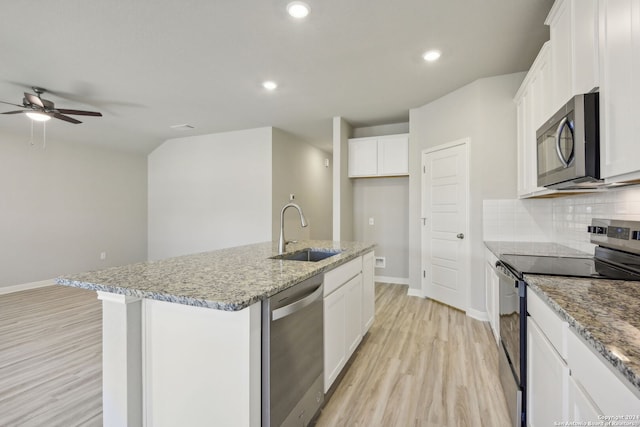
[547,0,599,113]
[599,0,640,181]
[348,134,409,178]
[515,43,554,198]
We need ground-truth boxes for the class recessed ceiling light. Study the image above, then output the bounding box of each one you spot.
[423,50,441,62]
[287,1,310,18]
[263,81,278,91]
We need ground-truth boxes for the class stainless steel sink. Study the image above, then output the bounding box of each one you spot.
[270,248,342,262]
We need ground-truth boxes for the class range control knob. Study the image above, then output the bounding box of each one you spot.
[588,226,607,235]
[632,230,640,240]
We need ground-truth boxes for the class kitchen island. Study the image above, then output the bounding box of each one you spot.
[56,240,375,427]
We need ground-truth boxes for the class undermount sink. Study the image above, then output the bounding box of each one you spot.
[270,248,342,262]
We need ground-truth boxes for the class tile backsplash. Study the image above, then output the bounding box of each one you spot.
[483,187,640,253]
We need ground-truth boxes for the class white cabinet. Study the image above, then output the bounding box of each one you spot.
[568,375,601,423]
[348,138,378,177]
[599,0,640,181]
[527,287,640,426]
[323,255,368,392]
[515,43,554,198]
[484,249,499,344]
[361,251,375,334]
[527,317,569,426]
[348,134,408,178]
[546,0,599,112]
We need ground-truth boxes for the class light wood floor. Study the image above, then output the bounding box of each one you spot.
[0,286,102,427]
[316,283,511,427]
[0,283,509,427]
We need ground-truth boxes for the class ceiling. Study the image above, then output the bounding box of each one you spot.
[0,0,553,154]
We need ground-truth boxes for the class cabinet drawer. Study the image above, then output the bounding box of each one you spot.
[567,330,640,414]
[324,257,362,297]
[527,289,568,360]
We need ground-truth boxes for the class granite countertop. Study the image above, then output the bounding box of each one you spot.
[526,275,640,394]
[484,241,591,258]
[56,240,375,311]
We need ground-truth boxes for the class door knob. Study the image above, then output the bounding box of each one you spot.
[456,233,464,239]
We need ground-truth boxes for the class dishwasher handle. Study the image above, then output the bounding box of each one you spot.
[272,284,323,321]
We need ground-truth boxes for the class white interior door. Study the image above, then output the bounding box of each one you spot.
[421,140,469,311]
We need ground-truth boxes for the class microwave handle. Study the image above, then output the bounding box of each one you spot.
[555,116,572,168]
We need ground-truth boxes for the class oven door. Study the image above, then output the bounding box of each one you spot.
[496,261,526,427]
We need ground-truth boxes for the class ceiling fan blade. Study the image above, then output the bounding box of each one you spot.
[56,109,102,117]
[2,110,25,114]
[53,113,82,124]
[0,100,25,108]
[24,92,44,108]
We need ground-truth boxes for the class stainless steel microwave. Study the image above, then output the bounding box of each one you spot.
[536,93,601,190]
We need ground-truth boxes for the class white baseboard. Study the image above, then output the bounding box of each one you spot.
[374,276,409,285]
[0,279,56,295]
[466,308,489,322]
[406,288,424,298]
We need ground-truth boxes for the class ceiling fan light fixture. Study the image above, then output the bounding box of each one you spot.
[26,112,51,122]
[287,1,310,18]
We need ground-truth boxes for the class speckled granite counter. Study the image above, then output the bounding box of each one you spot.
[485,241,590,258]
[526,275,640,394]
[56,240,375,311]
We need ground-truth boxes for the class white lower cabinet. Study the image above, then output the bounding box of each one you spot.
[568,375,601,422]
[527,287,640,426]
[484,249,499,344]
[527,317,569,426]
[323,252,374,393]
[362,251,375,334]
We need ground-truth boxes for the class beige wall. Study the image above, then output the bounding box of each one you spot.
[271,128,332,242]
[333,117,354,241]
[0,131,147,288]
[409,72,524,313]
[148,127,272,260]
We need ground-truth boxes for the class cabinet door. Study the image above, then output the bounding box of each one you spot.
[378,135,408,175]
[527,318,569,427]
[348,138,378,177]
[484,259,499,345]
[548,0,573,112]
[568,375,602,422]
[361,251,375,334]
[572,0,599,94]
[344,274,363,358]
[324,287,346,392]
[600,0,640,180]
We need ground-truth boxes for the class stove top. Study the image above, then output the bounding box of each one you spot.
[500,253,640,281]
[498,219,640,281]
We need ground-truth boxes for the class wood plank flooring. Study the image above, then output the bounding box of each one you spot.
[0,283,509,427]
[0,286,102,427]
[316,283,511,427]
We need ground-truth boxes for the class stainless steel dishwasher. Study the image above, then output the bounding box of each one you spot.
[262,273,324,427]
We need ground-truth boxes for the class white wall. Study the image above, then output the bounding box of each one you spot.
[409,72,525,313]
[333,117,354,241]
[271,128,332,242]
[148,128,272,260]
[0,131,147,288]
[353,177,409,280]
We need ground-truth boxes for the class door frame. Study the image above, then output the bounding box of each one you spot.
[420,138,471,312]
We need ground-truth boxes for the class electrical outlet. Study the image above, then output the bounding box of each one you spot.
[375,257,386,268]
[369,217,374,225]
[100,251,107,260]
[289,194,295,201]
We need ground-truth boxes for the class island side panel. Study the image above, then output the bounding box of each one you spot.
[97,292,143,427]
[143,299,262,427]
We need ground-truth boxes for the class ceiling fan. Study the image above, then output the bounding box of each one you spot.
[0,87,102,124]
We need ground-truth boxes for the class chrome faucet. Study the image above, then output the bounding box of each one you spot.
[278,202,308,254]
